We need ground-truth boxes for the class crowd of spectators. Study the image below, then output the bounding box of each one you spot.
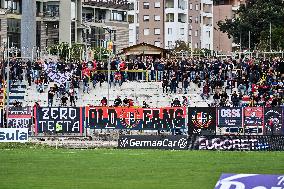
[0,55,283,108]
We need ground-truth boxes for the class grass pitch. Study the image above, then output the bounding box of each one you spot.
[0,146,283,189]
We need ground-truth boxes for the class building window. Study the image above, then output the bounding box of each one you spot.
[136,13,139,23]
[154,41,161,47]
[137,1,139,10]
[165,0,174,8]
[154,15,160,21]
[143,2,150,9]
[154,28,160,35]
[180,28,184,35]
[168,28,172,35]
[195,17,199,23]
[4,0,17,10]
[128,15,134,23]
[195,30,198,37]
[207,31,211,38]
[154,2,161,8]
[189,29,192,36]
[111,11,125,21]
[168,41,173,48]
[143,15,150,21]
[195,4,199,10]
[144,28,150,35]
[189,3,192,10]
[166,13,174,22]
[0,19,1,31]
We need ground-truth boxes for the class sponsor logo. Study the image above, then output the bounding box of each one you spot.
[215,174,284,189]
[0,128,28,142]
[119,137,129,148]
[197,137,269,150]
[220,109,241,118]
[119,109,142,129]
[118,136,188,150]
[192,111,212,128]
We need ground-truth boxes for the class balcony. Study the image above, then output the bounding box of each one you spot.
[83,0,130,11]
[43,11,59,18]
[43,11,59,21]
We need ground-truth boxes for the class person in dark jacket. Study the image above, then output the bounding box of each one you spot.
[114,96,122,107]
[162,74,169,93]
[171,98,181,107]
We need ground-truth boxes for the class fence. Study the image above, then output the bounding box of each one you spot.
[0,106,283,136]
[1,106,284,150]
[118,135,284,151]
[94,70,164,82]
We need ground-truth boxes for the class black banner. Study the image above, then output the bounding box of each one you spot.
[188,107,216,135]
[87,107,186,130]
[264,107,283,135]
[7,107,32,129]
[190,135,284,151]
[217,107,243,135]
[36,107,83,134]
[118,135,188,150]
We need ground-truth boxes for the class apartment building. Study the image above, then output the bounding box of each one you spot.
[0,0,84,58]
[0,0,129,58]
[82,0,129,54]
[188,0,213,50]
[128,0,188,49]
[213,0,246,53]
[130,0,245,52]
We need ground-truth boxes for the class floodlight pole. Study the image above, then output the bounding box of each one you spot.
[104,27,113,106]
[6,38,10,126]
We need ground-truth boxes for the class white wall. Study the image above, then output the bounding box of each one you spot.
[165,0,188,49]
[128,0,138,46]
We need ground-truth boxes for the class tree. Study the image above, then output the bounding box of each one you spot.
[172,40,191,57]
[92,47,110,61]
[70,43,85,61]
[217,0,284,51]
[48,42,70,59]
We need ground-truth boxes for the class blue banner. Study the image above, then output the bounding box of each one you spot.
[217,107,243,135]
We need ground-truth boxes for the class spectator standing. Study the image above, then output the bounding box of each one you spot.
[69,88,76,106]
[183,76,189,94]
[171,98,181,107]
[101,97,107,106]
[213,92,220,106]
[47,88,54,107]
[61,94,68,106]
[162,74,169,93]
[182,96,188,107]
[231,91,239,107]
[114,96,122,107]
[170,74,177,93]
[83,76,89,93]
